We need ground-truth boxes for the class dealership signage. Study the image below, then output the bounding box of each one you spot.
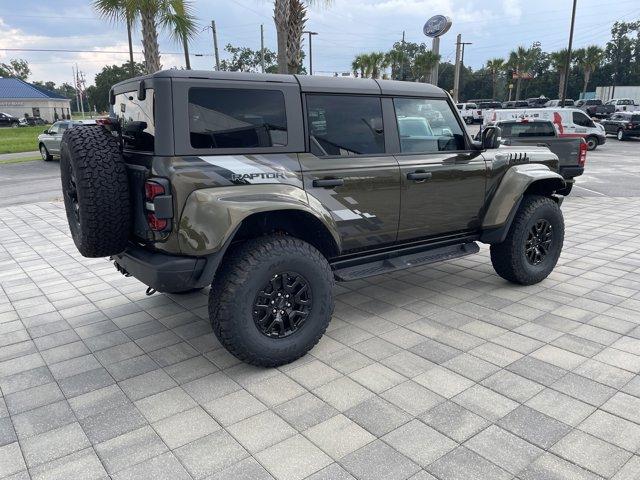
[423,15,452,38]
[0,101,25,107]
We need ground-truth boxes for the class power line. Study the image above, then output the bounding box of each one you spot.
[0,47,212,56]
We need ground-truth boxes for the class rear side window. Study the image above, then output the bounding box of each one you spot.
[306,95,384,156]
[116,89,155,151]
[394,97,465,153]
[188,88,287,149]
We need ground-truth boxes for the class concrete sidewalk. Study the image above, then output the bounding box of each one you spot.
[0,151,39,161]
[0,198,639,480]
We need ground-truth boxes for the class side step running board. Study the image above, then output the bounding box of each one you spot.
[332,242,480,282]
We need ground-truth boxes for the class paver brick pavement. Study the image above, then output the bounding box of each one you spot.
[0,197,639,479]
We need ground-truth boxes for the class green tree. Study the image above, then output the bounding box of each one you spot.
[486,58,504,100]
[413,51,440,83]
[86,62,146,112]
[575,45,604,93]
[0,59,30,80]
[549,49,570,99]
[508,46,535,100]
[93,0,198,74]
[32,80,57,91]
[219,44,278,73]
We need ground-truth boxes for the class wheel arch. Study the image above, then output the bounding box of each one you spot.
[481,164,565,244]
[178,185,341,258]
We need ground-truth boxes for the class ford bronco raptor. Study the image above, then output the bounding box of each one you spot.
[60,70,566,367]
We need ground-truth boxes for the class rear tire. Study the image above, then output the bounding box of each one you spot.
[210,235,334,367]
[556,182,573,196]
[490,195,564,285]
[586,136,598,150]
[60,125,130,258]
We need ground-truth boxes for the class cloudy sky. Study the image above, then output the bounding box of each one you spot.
[0,0,638,86]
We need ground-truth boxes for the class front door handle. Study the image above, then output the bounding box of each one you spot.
[313,178,344,188]
[407,171,432,181]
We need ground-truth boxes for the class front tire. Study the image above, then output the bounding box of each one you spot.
[210,235,334,367]
[39,144,52,161]
[490,195,564,285]
[586,136,598,150]
[617,128,626,141]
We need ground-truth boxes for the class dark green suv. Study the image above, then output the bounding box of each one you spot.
[60,70,566,367]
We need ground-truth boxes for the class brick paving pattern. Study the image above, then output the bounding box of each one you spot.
[0,197,639,480]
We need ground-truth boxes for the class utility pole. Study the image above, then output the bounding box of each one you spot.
[211,20,220,70]
[75,64,85,118]
[71,66,80,115]
[453,34,462,102]
[560,0,577,107]
[453,36,472,102]
[303,31,318,75]
[260,24,265,73]
[400,30,406,81]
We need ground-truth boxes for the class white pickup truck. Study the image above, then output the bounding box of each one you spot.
[605,98,639,113]
[456,102,482,124]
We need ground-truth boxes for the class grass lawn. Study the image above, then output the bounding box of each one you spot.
[0,126,43,154]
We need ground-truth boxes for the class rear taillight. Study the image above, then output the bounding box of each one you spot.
[144,179,172,232]
[627,123,636,129]
[145,181,165,200]
[146,213,168,231]
[578,141,587,167]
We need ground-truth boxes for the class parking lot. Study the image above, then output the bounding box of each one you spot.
[0,136,639,480]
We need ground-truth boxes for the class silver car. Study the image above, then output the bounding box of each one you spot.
[38,120,96,161]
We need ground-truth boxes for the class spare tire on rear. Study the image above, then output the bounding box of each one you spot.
[60,125,130,258]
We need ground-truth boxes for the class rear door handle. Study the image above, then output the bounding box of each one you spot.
[407,172,432,181]
[313,178,344,188]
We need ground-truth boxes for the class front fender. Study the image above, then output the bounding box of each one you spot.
[177,184,340,255]
[481,164,565,242]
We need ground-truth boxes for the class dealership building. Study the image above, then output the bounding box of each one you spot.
[0,78,71,122]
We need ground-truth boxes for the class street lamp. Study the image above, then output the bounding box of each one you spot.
[303,31,318,75]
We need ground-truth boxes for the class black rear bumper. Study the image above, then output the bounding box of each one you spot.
[113,245,222,293]
[559,166,584,179]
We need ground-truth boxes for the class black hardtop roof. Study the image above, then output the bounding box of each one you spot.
[113,69,447,97]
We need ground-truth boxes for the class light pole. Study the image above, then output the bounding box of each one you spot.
[561,0,577,107]
[303,31,318,75]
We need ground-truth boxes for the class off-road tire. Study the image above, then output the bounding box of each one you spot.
[209,235,334,367]
[490,195,564,285]
[39,144,52,161]
[60,125,130,258]
[586,135,598,150]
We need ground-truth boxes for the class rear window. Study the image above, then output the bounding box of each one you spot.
[586,100,602,105]
[188,88,287,149]
[116,89,155,152]
[498,121,555,137]
[479,102,502,109]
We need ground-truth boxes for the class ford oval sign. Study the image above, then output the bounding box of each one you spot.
[423,15,452,38]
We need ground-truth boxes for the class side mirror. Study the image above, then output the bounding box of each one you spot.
[43,129,49,134]
[481,126,501,149]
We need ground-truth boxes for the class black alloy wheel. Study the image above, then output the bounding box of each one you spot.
[253,272,312,338]
[525,219,552,266]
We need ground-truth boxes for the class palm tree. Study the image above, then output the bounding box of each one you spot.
[549,49,570,99]
[385,49,404,80]
[273,0,332,74]
[93,0,136,75]
[508,46,534,100]
[93,0,198,74]
[413,51,440,83]
[352,55,366,78]
[575,45,604,93]
[486,58,505,100]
